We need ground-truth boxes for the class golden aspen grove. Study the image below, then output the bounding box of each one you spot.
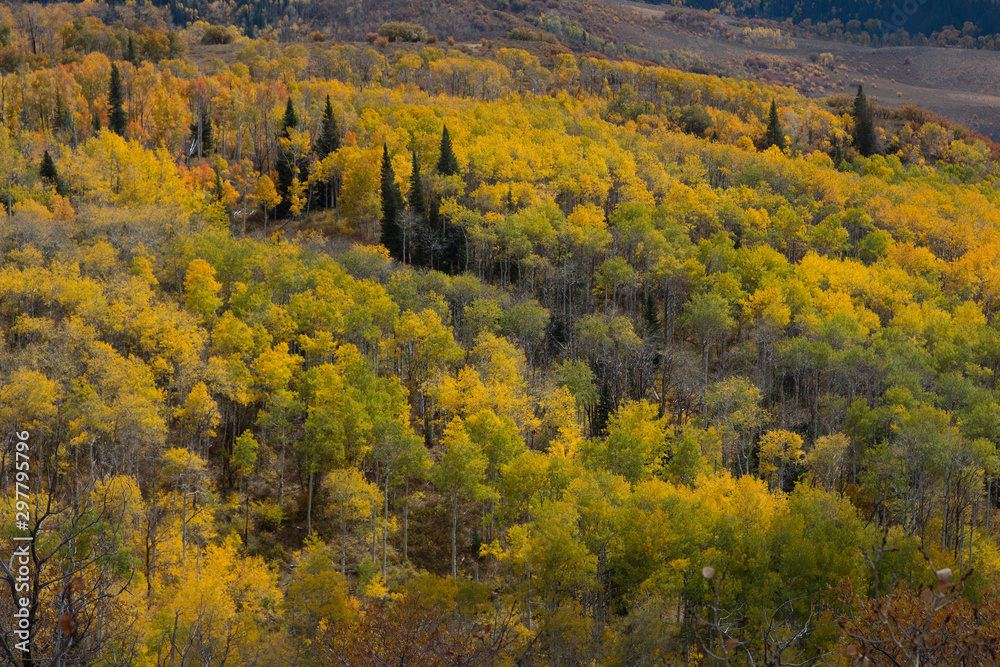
[2,0,1000,665]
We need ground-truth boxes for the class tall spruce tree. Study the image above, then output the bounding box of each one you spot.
[431,125,465,273]
[281,97,298,138]
[764,99,786,150]
[436,125,459,176]
[40,151,68,196]
[380,144,405,261]
[832,135,845,166]
[316,95,341,210]
[108,63,127,136]
[189,106,213,157]
[213,171,225,201]
[39,150,58,186]
[408,151,426,222]
[317,95,340,158]
[200,107,213,153]
[410,151,436,267]
[275,97,299,217]
[853,85,876,157]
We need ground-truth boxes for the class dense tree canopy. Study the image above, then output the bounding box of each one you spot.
[1,6,1000,665]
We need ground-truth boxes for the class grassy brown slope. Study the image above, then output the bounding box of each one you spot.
[603,0,1000,140]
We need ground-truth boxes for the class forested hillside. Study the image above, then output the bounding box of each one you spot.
[681,0,1000,44]
[3,4,1000,666]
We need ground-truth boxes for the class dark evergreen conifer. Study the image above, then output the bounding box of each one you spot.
[317,95,340,158]
[40,150,58,185]
[832,135,845,166]
[281,97,298,138]
[853,86,876,157]
[169,0,185,25]
[213,171,225,201]
[408,151,426,223]
[436,125,459,176]
[275,97,299,217]
[40,150,68,196]
[200,107,213,153]
[380,144,405,261]
[108,63,127,136]
[315,96,341,210]
[594,382,613,437]
[439,221,466,274]
[189,107,213,157]
[764,99,786,150]
[428,126,463,271]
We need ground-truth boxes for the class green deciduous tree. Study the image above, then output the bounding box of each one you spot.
[758,428,804,491]
[232,430,259,541]
[326,468,382,573]
[584,400,668,485]
[182,259,223,321]
[285,539,352,642]
[682,290,734,393]
[707,376,768,476]
[431,417,495,579]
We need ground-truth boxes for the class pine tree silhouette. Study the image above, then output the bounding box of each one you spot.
[108,63,127,136]
[281,97,298,138]
[275,97,299,217]
[380,144,405,261]
[40,150,58,185]
[436,125,459,176]
[764,100,786,150]
[40,150,68,196]
[189,107,213,157]
[408,151,426,222]
[317,95,340,158]
[853,86,876,157]
[200,108,213,153]
[315,95,341,210]
[429,126,465,272]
